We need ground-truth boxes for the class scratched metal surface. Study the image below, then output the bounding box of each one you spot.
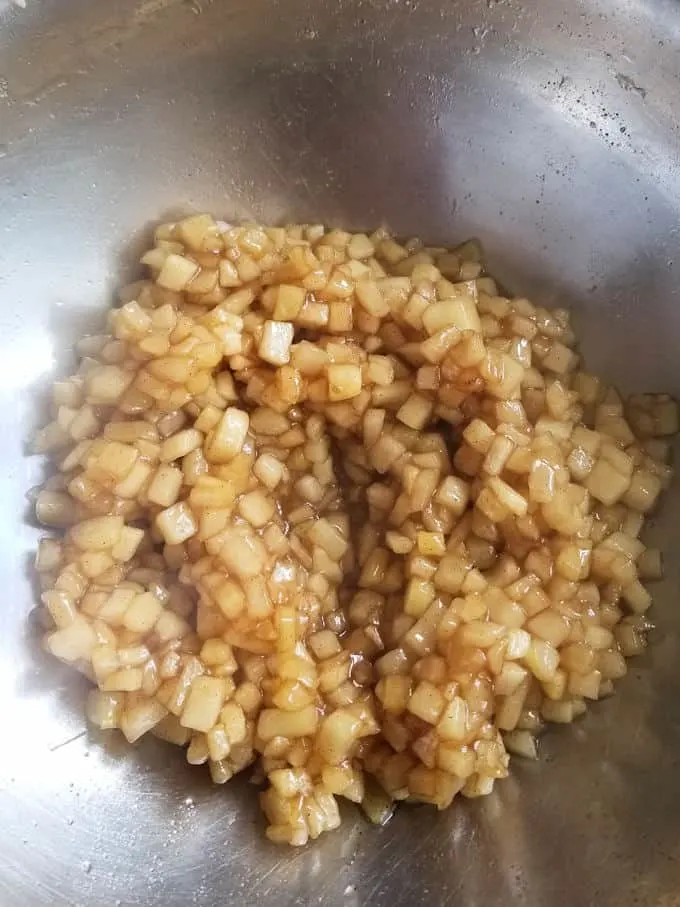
[1,0,680,904]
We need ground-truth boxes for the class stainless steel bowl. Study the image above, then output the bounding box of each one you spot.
[2,1,680,904]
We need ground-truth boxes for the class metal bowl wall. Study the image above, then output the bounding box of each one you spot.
[1,1,679,905]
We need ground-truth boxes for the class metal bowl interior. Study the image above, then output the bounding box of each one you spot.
[1,1,680,905]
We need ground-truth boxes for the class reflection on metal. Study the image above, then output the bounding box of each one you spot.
[1,0,679,904]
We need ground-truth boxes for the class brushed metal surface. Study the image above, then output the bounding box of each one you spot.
[1,1,680,905]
